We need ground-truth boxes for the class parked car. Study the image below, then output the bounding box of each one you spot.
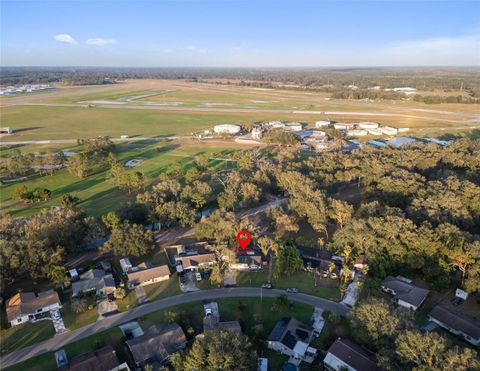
[451,296,464,306]
[286,288,299,293]
[261,283,272,289]
[195,272,202,281]
[51,311,61,319]
[205,308,212,316]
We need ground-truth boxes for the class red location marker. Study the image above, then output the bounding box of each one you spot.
[236,230,251,251]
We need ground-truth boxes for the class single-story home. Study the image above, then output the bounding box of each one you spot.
[72,269,115,297]
[381,276,429,311]
[6,290,61,327]
[127,263,170,289]
[267,317,317,364]
[323,338,379,371]
[229,254,262,271]
[126,323,187,366]
[428,305,480,346]
[175,253,216,271]
[62,345,130,371]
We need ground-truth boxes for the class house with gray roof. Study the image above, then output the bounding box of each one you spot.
[381,276,429,311]
[428,305,480,346]
[267,317,317,363]
[126,323,187,366]
[72,269,115,297]
[324,338,379,371]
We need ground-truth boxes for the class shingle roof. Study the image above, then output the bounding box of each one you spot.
[72,269,115,296]
[177,253,216,268]
[127,323,186,364]
[381,276,429,307]
[6,291,60,322]
[127,265,170,286]
[327,338,379,371]
[68,345,120,371]
[217,321,242,334]
[429,305,480,340]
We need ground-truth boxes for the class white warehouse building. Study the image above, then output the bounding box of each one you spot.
[213,124,241,135]
[358,122,379,129]
[315,120,330,128]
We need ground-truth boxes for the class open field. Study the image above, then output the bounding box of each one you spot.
[0,140,240,216]
[0,321,55,356]
[1,80,478,142]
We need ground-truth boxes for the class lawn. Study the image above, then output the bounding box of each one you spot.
[116,289,139,312]
[237,270,342,302]
[4,328,125,371]
[143,274,181,301]
[60,295,98,330]
[0,320,55,356]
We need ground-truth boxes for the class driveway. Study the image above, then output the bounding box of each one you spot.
[97,300,118,317]
[1,288,348,369]
[224,270,236,286]
[50,310,67,334]
[135,286,149,304]
[179,272,199,292]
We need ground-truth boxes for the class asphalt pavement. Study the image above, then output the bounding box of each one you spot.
[0,287,348,369]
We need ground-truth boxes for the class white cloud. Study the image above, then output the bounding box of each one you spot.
[86,38,117,46]
[54,34,78,45]
[186,45,206,53]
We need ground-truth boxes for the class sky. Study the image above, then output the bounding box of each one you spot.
[1,0,479,67]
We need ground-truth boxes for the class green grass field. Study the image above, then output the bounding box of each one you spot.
[0,140,238,216]
[0,321,55,356]
[237,270,342,302]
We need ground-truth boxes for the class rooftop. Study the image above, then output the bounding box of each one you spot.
[326,338,379,371]
[381,276,429,307]
[127,264,170,286]
[6,290,60,322]
[67,345,120,371]
[429,305,480,340]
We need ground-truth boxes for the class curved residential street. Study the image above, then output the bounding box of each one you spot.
[0,287,348,369]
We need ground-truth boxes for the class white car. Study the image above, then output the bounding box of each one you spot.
[195,272,202,281]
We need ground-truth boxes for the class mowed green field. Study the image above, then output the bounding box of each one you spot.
[0,140,237,217]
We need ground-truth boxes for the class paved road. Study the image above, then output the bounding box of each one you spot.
[3,101,478,124]
[0,288,348,369]
[0,135,194,146]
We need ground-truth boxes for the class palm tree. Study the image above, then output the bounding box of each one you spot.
[257,236,280,283]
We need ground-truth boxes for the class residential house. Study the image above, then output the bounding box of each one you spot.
[6,290,61,327]
[428,305,480,346]
[381,276,429,311]
[127,263,170,289]
[202,302,242,334]
[267,317,317,363]
[126,323,187,366]
[175,253,216,272]
[72,269,115,297]
[323,338,379,371]
[230,254,262,271]
[63,345,130,371]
